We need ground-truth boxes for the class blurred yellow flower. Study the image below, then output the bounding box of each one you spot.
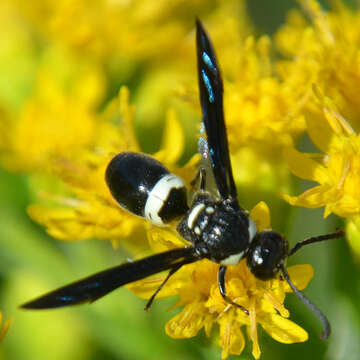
[7,0,252,133]
[275,0,360,131]
[225,35,306,150]
[283,90,360,256]
[27,87,197,249]
[128,202,311,359]
[2,66,105,171]
[12,0,252,64]
[283,92,360,219]
[0,0,254,172]
[0,312,11,341]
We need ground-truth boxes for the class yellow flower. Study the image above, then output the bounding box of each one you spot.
[27,87,197,249]
[12,0,251,64]
[2,0,255,139]
[283,92,360,219]
[275,0,360,130]
[225,35,306,150]
[0,312,11,341]
[2,65,105,171]
[283,90,360,257]
[128,202,311,359]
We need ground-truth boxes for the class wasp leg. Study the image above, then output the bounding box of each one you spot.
[218,266,249,315]
[144,265,181,311]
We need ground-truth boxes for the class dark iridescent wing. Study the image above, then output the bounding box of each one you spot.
[21,248,197,309]
[196,20,238,203]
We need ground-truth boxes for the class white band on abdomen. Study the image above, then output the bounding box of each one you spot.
[144,174,185,226]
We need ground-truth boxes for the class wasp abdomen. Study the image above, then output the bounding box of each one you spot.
[105,152,189,225]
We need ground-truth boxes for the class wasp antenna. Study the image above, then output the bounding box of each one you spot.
[288,229,344,257]
[280,265,330,340]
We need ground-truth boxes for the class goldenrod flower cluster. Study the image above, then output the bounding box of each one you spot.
[0,0,359,358]
[276,0,360,257]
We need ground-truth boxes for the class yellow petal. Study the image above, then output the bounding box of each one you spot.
[283,185,328,208]
[73,68,105,108]
[322,104,355,138]
[166,302,206,338]
[27,201,144,249]
[284,147,328,183]
[176,153,201,185]
[249,300,261,359]
[305,89,337,153]
[27,204,90,240]
[250,201,271,231]
[126,273,179,299]
[218,313,245,359]
[263,290,289,318]
[119,86,139,151]
[324,204,333,218]
[346,217,360,259]
[147,228,186,253]
[0,316,11,341]
[204,317,214,338]
[261,313,308,343]
[157,109,184,164]
[284,264,314,292]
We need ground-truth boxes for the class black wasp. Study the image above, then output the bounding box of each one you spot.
[22,20,343,339]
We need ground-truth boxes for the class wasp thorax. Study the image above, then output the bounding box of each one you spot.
[246,231,289,281]
[177,194,251,264]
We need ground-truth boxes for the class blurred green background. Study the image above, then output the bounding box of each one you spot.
[1,1,360,359]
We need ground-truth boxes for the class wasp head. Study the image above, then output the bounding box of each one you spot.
[246,230,289,281]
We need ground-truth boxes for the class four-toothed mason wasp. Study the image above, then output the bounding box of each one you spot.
[21,20,344,339]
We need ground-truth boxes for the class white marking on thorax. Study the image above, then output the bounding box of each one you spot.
[144,174,185,226]
[194,226,201,235]
[248,217,257,243]
[220,251,244,266]
[213,226,221,236]
[206,206,215,214]
[187,203,205,229]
